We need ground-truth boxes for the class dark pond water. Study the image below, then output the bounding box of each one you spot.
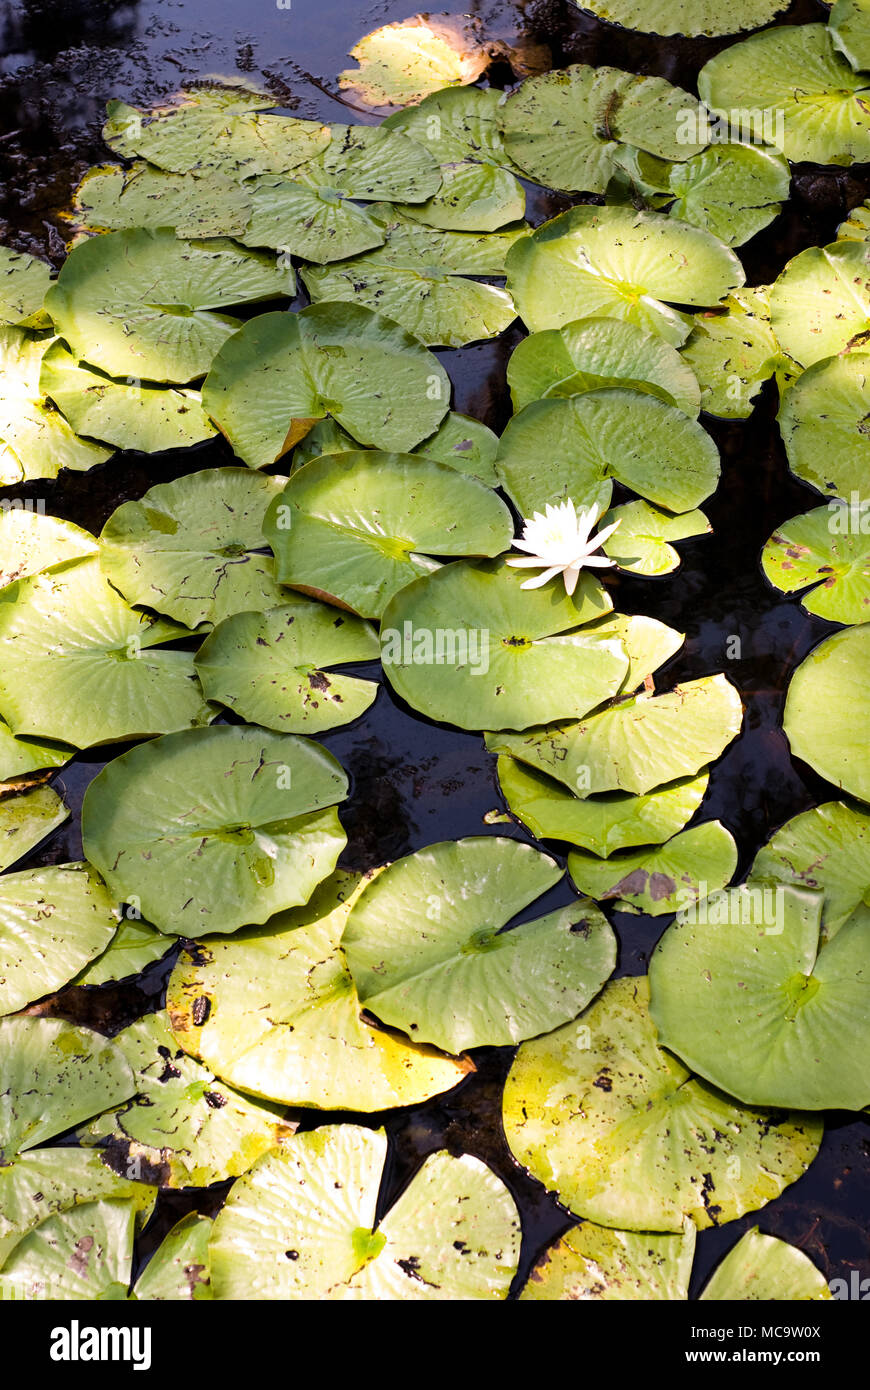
[1,0,868,1297]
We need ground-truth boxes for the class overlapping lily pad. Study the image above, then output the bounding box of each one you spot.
[0,555,213,747]
[382,86,520,168]
[650,884,870,1109]
[44,228,296,383]
[0,506,96,589]
[99,468,288,628]
[660,143,789,248]
[698,1228,831,1301]
[167,870,471,1111]
[751,800,870,938]
[0,717,70,785]
[263,452,512,620]
[0,785,68,871]
[784,626,870,802]
[520,1218,696,1300]
[762,503,870,623]
[0,329,111,482]
[73,162,254,239]
[568,0,788,37]
[210,1125,520,1299]
[74,920,172,988]
[770,241,870,369]
[0,1197,137,1301]
[503,975,823,1232]
[82,724,348,936]
[342,837,617,1051]
[681,289,782,419]
[778,351,870,498]
[600,502,710,576]
[201,304,451,470]
[298,124,441,204]
[0,247,51,327]
[239,177,385,262]
[290,409,500,484]
[133,1213,212,1301]
[568,821,738,915]
[395,160,526,234]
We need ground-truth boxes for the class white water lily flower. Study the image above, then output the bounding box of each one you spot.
[506,498,621,596]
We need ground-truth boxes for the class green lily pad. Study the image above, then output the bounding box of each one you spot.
[0,329,111,482]
[520,1218,696,1300]
[0,785,69,872]
[751,800,870,938]
[0,1198,136,1301]
[498,756,711,856]
[0,1017,135,1158]
[264,452,512,621]
[299,124,441,204]
[0,555,213,747]
[133,1213,212,1301]
[74,919,172,987]
[0,506,96,589]
[837,200,870,243]
[414,411,499,483]
[338,17,490,107]
[698,25,870,165]
[569,0,787,37]
[778,351,870,499]
[681,289,781,419]
[650,884,870,1110]
[568,821,738,916]
[497,391,720,517]
[99,467,288,628]
[503,975,823,1232]
[506,206,742,344]
[784,626,870,802]
[487,674,743,796]
[342,837,617,1051]
[770,241,870,370]
[82,724,348,936]
[80,1012,295,1188]
[0,718,70,784]
[44,228,296,384]
[201,304,451,470]
[762,502,870,623]
[381,559,622,731]
[498,65,709,194]
[73,162,254,239]
[0,862,119,1015]
[507,316,701,417]
[39,342,216,452]
[167,870,471,1111]
[393,161,526,234]
[601,501,711,575]
[239,176,385,262]
[364,204,527,273]
[830,0,870,70]
[0,247,51,327]
[382,86,520,169]
[699,1228,832,1301]
[662,143,789,248]
[195,599,379,734]
[210,1124,520,1299]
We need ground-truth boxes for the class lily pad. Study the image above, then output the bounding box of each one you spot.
[299,124,441,204]
[381,559,622,731]
[698,25,870,165]
[503,975,823,1232]
[602,501,711,576]
[520,1218,695,1300]
[0,718,70,784]
[751,800,870,938]
[239,177,385,262]
[487,674,743,796]
[342,837,617,1051]
[201,303,451,470]
[762,502,870,624]
[0,1198,136,1301]
[382,86,520,169]
[0,555,214,747]
[568,821,738,916]
[496,391,720,517]
[770,241,870,369]
[0,785,69,872]
[414,411,499,483]
[133,1213,212,1301]
[167,870,471,1111]
[44,228,296,383]
[0,862,119,1015]
[650,883,870,1109]
[506,206,742,343]
[0,1017,135,1158]
[362,204,527,273]
[498,756,711,856]
[40,342,216,452]
[570,0,787,36]
[0,506,96,589]
[393,161,526,234]
[338,16,490,107]
[698,1228,832,1301]
[99,467,288,628]
[0,329,111,482]
[662,143,789,248]
[778,351,870,499]
[209,1124,520,1299]
[830,0,870,70]
[74,920,173,987]
[837,200,870,243]
[681,289,781,419]
[264,452,512,621]
[82,724,348,936]
[195,599,379,734]
[0,247,51,327]
[784,626,870,803]
[73,161,254,239]
[507,316,701,416]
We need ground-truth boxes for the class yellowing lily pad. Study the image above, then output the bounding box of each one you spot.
[778,351,870,499]
[133,1213,212,1301]
[0,329,111,482]
[699,1228,831,1301]
[762,502,870,623]
[0,506,96,589]
[0,785,68,872]
[338,16,490,107]
[73,161,254,239]
[681,289,782,420]
[520,1218,695,1300]
[568,821,738,916]
[601,501,711,576]
[770,241,870,369]
[0,247,51,327]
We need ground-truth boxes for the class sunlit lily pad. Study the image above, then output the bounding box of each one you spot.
[393,160,525,234]
[0,1198,136,1301]
[74,920,172,987]
[0,506,96,589]
[698,1228,832,1301]
[520,1218,695,1300]
[778,351,870,499]
[0,1017,135,1158]
[338,16,490,106]
[264,452,512,620]
[343,837,617,1051]
[751,800,870,938]
[662,143,789,248]
[0,862,118,1014]
[195,599,379,734]
[210,1124,520,1299]
[44,228,296,383]
[487,674,743,796]
[498,755,710,856]
[100,468,288,628]
[503,975,823,1232]
[650,883,870,1109]
[837,200,870,243]
[569,0,787,37]
[770,241,870,369]
[762,502,870,623]
[73,161,253,239]
[506,206,742,344]
[784,626,870,802]
[0,247,51,327]
[0,785,68,872]
[299,124,441,204]
[80,1012,294,1187]
[680,289,781,419]
[201,303,450,470]
[0,555,213,747]
[496,391,720,516]
[382,86,520,169]
[133,1213,212,1301]
[414,411,499,483]
[698,25,870,165]
[507,317,701,416]
[167,870,471,1111]
[381,559,621,731]
[0,329,111,482]
[568,821,737,915]
[82,724,348,936]
[830,0,870,70]
[239,176,385,262]
[602,501,710,576]
[0,717,70,784]
[364,204,527,273]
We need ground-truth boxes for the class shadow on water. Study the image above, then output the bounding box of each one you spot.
[2,0,868,1293]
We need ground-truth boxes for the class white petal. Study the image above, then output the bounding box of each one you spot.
[507,554,555,569]
[520,566,562,589]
